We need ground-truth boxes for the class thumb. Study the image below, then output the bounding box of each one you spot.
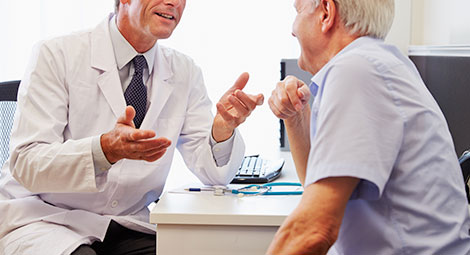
[297,85,311,104]
[118,106,136,127]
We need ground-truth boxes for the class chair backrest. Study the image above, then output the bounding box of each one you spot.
[0,80,20,169]
[459,150,470,204]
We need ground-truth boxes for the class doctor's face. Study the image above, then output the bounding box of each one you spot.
[122,0,186,40]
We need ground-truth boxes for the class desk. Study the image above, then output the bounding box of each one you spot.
[150,151,301,255]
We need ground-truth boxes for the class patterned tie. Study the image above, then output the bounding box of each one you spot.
[124,55,147,129]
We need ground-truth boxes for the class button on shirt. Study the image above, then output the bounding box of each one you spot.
[305,37,470,254]
[91,16,234,175]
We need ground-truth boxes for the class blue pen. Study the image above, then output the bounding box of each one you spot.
[185,187,214,192]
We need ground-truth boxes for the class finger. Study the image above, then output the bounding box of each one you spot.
[234,90,256,111]
[255,94,264,105]
[234,90,264,110]
[230,72,249,92]
[297,85,311,104]
[133,142,170,156]
[268,96,290,119]
[143,149,168,162]
[273,88,297,117]
[128,129,156,141]
[128,138,172,153]
[216,103,236,124]
[285,79,303,112]
[275,85,297,114]
[228,94,249,116]
[144,144,171,157]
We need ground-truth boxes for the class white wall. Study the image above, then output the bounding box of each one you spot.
[0,1,113,82]
[386,0,412,54]
[411,0,470,45]
[161,0,300,155]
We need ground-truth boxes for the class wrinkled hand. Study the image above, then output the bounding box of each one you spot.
[101,106,172,164]
[212,72,264,142]
[268,75,311,120]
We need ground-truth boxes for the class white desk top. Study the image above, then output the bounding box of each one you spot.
[150,151,301,227]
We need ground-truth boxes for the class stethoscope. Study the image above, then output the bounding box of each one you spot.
[188,182,303,197]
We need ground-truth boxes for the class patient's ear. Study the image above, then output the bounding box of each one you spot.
[319,0,337,33]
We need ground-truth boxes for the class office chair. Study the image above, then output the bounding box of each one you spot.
[0,80,20,170]
[459,150,470,204]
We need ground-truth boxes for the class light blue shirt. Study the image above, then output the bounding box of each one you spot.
[305,36,470,254]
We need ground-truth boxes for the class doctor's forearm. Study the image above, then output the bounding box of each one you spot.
[10,138,98,193]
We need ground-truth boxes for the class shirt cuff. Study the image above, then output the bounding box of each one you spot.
[92,135,112,176]
[210,133,235,167]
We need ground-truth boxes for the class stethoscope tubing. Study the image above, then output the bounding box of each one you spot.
[232,182,303,196]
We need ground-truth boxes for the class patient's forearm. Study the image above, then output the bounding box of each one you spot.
[285,107,311,184]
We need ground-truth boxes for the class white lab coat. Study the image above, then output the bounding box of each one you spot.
[0,15,244,255]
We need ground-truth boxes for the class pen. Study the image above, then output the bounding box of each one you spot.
[185,187,214,192]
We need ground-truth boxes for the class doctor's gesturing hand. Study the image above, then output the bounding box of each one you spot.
[212,72,264,142]
[101,106,172,164]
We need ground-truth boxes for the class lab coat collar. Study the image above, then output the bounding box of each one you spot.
[91,13,117,72]
[91,14,126,119]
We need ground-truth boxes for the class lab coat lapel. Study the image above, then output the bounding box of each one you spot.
[141,45,174,128]
[91,15,126,119]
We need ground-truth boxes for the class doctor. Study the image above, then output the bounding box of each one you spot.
[0,0,263,254]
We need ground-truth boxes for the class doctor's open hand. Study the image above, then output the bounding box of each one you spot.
[101,106,172,164]
[268,75,311,120]
[212,72,264,142]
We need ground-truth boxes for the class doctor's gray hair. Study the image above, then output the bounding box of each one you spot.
[311,0,395,39]
[114,0,120,13]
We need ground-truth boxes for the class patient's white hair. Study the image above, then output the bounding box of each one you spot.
[311,0,395,39]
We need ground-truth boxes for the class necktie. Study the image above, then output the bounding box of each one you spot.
[124,55,147,129]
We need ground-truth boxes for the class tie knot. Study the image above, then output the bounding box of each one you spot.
[133,55,147,74]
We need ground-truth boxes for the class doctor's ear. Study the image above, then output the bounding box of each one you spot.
[319,0,337,33]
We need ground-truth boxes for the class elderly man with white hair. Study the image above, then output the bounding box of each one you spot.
[267,0,470,254]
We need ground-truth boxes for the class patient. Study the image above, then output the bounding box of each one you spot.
[267,0,470,254]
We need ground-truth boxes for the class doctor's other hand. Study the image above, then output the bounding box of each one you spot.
[268,75,311,120]
[101,106,172,164]
[212,72,264,142]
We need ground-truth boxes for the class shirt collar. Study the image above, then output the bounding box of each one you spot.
[109,15,156,74]
[310,36,381,92]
